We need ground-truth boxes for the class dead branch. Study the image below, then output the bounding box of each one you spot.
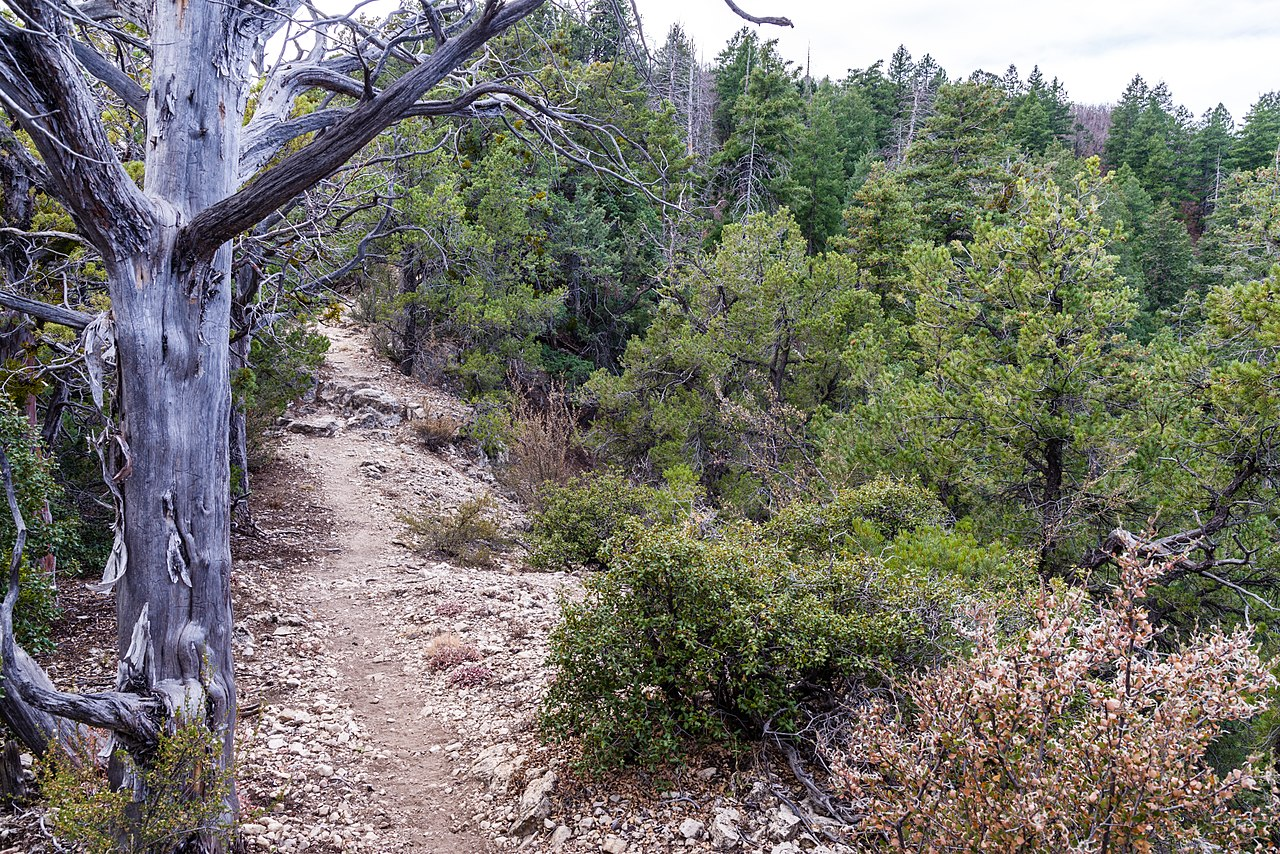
[722,0,793,28]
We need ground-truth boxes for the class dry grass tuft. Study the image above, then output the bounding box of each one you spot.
[412,410,463,451]
[497,379,586,504]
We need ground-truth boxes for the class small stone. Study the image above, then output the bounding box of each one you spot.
[550,825,573,849]
[316,764,335,778]
[242,823,267,837]
[678,818,705,840]
[602,836,627,854]
[710,808,742,850]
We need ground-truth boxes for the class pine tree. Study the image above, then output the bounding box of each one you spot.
[712,28,762,144]
[1103,76,1149,172]
[791,86,849,252]
[1230,92,1280,172]
[901,81,1014,242]
[899,163,1143,572]
[836,164,924,314]
[1189,104,1234,222]
[711,47,804,218]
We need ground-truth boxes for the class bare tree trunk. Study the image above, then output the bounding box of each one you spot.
[106,242,238,840]
[231,256,261,531]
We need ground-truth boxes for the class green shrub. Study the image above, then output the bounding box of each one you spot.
[233,321,329,448]
[540,521,979,770]
[40,724,232,853]
[884,522,1035,595]
[0,402,79,649]
[462,397,514,458]
[528,469,667,570]
[399,493,512,567]
[765,475,947,558]
[16,563,59,653]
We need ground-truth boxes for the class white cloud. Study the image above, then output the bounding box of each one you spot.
[632,0,1280,120]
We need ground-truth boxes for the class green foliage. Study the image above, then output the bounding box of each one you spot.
[1007,66,1074,156]
[764,476,947,558]
[1231,92,1280,173]
[541,518,998,770]
[0,402,79,650]
[233,321,329,445]
[790,86,848,252]
[462,397,515,459]
[347,27,680,392]
[835,163,924,314]
[900,81,1015,242]
[1103,76,1193,207]
[587,210,884,511]
[398,493,512,568]
[528,468,678,570]
[711,41,804,218]
[825,162,1147,571]
[16,564,58,653]
[40,725,233,853]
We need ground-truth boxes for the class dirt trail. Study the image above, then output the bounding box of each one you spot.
[3,320,818,853]
[230,323,576,853]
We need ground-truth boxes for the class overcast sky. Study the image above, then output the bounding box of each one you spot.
[631,0,1280,121]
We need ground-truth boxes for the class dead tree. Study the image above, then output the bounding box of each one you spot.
[0,0,791,847]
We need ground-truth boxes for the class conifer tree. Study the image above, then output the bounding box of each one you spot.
[901,81,1014,242]
[791,86,849,252]
[1231,92,1280,172]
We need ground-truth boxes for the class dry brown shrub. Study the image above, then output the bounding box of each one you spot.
[446,663,493,688]
[835,553,1278,850]
[497,377,586,504]
[425,634,481,671]
[398,493,512,567]
[412,410,462,451]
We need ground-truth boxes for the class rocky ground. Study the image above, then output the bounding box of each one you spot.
[1,322,857,854]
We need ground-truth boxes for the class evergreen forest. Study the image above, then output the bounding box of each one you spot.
[2,0,1280,849]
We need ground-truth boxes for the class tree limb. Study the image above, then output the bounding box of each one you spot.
[70,40,148,116]
[0,12,153,256]
[181,0,548,260]
[722,0,793,28]
[0,447,146,758]
[0,290,95,331]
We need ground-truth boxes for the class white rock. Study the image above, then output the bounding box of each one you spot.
[770,805,803,841]
[710,808,742,850]
[348,387,403,414]
[602,836,627,854]
[550,825,573,849]
[286,417,341,437]
[509,771,557,834]
[678,818,705,840]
